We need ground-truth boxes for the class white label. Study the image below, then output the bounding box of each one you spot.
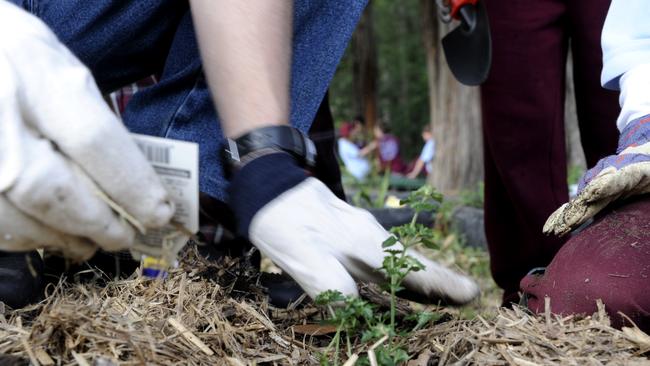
[129,134,199,261]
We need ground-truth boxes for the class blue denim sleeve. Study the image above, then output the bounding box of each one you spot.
[126,1,367,201]
[10,0,368,201]
[601,0,650,90]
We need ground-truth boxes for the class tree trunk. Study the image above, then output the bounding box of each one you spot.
[396,2,411,126]
[421,0,483,194]
[564,53,586,172]
[352,2,378,130]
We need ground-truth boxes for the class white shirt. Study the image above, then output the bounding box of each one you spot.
[337,138,370,180]
[419,139,435,173]
[601,1,650,131]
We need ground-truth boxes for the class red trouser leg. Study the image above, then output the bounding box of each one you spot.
[481,0,619,304]
[481,0,569,304]
[522,197,650,331]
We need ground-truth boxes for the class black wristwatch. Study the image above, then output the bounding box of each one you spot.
[222,125,317,175]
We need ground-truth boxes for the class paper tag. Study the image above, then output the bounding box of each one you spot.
[129,134,199,262]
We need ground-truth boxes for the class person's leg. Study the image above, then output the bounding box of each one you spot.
[567,0,620,166]
[481,0,569,304]
[522,196,650,332]
[309,92,346,201]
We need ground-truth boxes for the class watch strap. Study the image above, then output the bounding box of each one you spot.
[223,125,316,173]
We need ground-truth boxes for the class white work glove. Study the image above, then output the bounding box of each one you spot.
[0,2,174,261]
[249,177,480,304]
[544,64,650,236]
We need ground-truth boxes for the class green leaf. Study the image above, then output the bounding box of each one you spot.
[408,311,443,330]
[315,290,346,305]
[382,236,398,248]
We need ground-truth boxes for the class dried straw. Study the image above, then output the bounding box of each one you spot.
[0,248,648,365]
[408,300,650,365]
[0,248,320,365]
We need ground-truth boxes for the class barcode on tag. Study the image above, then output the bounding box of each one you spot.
[136,141,171,165]
[129,133,199,261]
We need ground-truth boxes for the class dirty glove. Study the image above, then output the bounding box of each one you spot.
[229,152,479,304]
[0,2,174,261]
[544,64,650,236]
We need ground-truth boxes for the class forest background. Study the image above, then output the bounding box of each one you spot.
[329,0,586,193]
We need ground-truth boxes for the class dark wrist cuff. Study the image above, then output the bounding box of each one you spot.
[227,152,307,237]
[222,125,316,176]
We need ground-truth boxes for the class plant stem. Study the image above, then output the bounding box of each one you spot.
[390,260,397,330]
[333,327,342,366]
[409,212,418,228]
[390,282,396,330]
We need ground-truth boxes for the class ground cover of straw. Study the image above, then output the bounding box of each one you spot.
[1,245,649,366]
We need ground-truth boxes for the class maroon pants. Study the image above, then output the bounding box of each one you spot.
[522,197,650,331]
[480,0,620,304]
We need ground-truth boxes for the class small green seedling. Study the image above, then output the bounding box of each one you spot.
[317,185,444,365]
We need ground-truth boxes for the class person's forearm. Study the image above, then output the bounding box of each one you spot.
[360,141,377,157]
[189,0,293,139]
[408,160,424,178]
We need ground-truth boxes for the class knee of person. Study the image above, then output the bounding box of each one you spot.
[521,266,616,317]
[595,285,650,330]
[552,275,650,329]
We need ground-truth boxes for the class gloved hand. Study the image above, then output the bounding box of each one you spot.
[0,2,174,261]
[544,64,650,236]
[229,153,479,304]
[251,178,480,304]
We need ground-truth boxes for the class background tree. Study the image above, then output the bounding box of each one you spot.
[330,0,584,193]
[352,3,378,131]
[420,0,482,193]
[330,0,429,159]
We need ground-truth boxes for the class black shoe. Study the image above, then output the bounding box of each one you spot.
[43,249,139,286]
[260,272,307,308]
[0,251,44,309]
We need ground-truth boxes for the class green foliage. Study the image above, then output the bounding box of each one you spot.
[390,224,437,249]
[567,165,584,186]
[329,1,430,160]
[408,311,443,331]
[458,181,484,209]
[315,182,500,364]
[317,185,445,365]
[399,185,443,214]
[347,165,393,209]
[372,346,411,366]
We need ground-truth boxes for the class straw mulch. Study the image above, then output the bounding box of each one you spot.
[409,302,650,366]
[0,249,323,365]
[0,248,649,365]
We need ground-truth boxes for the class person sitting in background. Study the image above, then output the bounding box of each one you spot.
[360,122,407,174]
[337,121,371,180]
[407,126,435,179]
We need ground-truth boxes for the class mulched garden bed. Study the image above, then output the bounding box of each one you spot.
[1,248,648,365]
